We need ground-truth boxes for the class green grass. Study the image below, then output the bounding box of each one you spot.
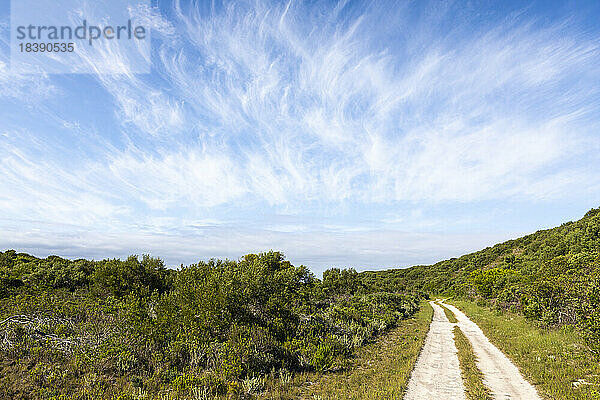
[259,301,434,399]
[436,301,458,323]
[453,326,492,400]
[450,299,600,400]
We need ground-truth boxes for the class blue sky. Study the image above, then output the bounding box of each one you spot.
[1,0,599,274]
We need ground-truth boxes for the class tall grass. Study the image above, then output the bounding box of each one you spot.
[260,301,434,399]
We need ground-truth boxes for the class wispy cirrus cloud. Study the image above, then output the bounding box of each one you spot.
[1,0,600,272]
[146,0,600,205]
[0,20,57,101]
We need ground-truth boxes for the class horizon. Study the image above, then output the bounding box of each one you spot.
[1,0,600,275]
[2,205,596,274]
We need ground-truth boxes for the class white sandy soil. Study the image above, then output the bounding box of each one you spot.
[404,301,466,400]
[405,301,541,400]
[443,302,541,400]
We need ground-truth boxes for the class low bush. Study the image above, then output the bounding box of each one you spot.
[0,250,420,399]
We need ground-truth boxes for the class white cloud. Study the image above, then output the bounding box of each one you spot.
[107,148,246,208]
[141,0,599,205]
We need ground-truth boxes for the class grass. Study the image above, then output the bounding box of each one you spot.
[453,326,492,400]
[259,301,434,399]
[436,301,458,323]
[450,299,600,400]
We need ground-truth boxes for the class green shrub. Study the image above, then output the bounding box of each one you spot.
[308,335,345,371]
[0,251,420,399]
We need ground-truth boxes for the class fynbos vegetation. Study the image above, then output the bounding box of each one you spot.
[0,251,419,399]
[360,207,600,353]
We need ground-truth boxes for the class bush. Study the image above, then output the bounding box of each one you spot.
[0,251,420,399]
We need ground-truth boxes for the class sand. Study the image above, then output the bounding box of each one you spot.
[404,300,541,400]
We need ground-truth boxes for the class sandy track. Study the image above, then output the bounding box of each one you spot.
[443,302,541,400]
[404,301,466,400]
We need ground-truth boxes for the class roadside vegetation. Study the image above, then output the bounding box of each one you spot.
[297,302,432,399]
[0,251,421,399]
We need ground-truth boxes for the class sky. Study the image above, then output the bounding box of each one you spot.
[1,0,599,275]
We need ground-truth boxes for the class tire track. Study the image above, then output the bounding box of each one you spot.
[404,301,466,399]
[443,302,541,400]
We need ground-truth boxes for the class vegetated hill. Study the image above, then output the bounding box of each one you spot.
[0,250,419,399]
[360,207,600,352]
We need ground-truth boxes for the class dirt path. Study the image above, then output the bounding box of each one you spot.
[404,301,466,399]
[443,302,541,400]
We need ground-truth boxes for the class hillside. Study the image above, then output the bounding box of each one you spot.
[360,207,600,351]
[2,208,600,399]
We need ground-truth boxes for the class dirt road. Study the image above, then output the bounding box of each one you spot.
[404,301,466,399]
[444,302,541,400]
[404,301,540,400]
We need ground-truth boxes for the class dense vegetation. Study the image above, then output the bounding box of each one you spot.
[3,207,599,398]
[360,207,600,353]
[0,251,420,399]
[285,304,433,399]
